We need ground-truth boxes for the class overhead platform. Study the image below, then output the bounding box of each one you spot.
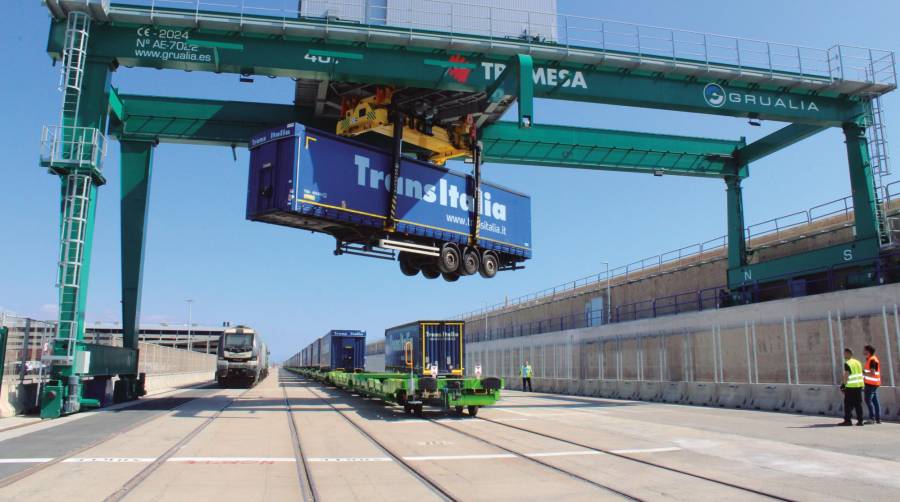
[46,0,896,98]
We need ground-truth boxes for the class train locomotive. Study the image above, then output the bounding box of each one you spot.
[216,325,270,387]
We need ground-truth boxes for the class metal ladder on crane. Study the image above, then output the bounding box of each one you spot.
[39,12,101,414]
[865,95,897,247]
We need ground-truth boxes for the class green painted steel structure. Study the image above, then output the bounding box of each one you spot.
[36,1,896,416]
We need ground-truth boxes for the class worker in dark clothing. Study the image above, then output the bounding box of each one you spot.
[863,345,882,424]
[839,348,865,426]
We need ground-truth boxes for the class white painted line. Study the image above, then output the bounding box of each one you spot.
[168,457,298,464]
[306,457,392,463]
[62,457,155,463]
[0,448,681,466]
[522,413,584,418]
[610,447,681,454]
[404,453,516,461]
[527,451,602,458]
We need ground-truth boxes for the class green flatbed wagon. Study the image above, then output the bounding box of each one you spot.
[286,367,502,417]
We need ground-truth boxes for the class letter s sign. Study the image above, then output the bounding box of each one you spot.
[843,249,853,261]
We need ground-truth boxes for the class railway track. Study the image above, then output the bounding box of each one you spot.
[297,377,458,502]
[312,377,635,500]
[471,415,796,502]
[426,417,638,500]
[103,386,254,502]
[313,376,794,501]
[280,370,319,502]
[0,389,214,490]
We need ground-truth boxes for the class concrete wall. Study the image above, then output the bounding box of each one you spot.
[467,283,900,419]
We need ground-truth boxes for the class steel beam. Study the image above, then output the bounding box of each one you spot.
[120,140,154,354]
[46,20,867,126]
[481,122,744,178]
[728,238,881,288]
[110,95,747,178]
[726,176,748,275]
[110,95,331,146]
[735,123,828,165]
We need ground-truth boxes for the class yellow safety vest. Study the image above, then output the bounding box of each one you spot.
[846,358,864,388]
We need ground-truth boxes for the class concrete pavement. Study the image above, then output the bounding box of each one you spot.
[0,370,898,501]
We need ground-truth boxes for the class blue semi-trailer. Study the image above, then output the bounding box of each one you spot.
[246,123,531,281]
[297,330,367,371]
[318,330,367,372]
[384,321,464,376]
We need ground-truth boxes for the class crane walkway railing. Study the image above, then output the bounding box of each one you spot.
[456,181,900,322]
[56,0,896,90]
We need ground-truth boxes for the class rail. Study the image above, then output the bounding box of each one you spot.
[457,183,900,322]
[103,0,897,87]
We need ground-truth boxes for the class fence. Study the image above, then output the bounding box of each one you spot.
[138,341,216,375]
[116,1,895,86]
[0,315,55,381]
[0,314,215,381]
[466,297,900,393]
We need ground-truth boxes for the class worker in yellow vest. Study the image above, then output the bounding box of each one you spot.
[521,360,533,392]
[839,348,865,426]
[863,345,882,424]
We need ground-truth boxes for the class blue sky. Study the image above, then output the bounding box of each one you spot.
[2,1,899,360]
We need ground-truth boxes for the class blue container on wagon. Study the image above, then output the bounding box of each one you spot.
[319,330,367,372]
[245,123,532,266]
[384,321,464,376]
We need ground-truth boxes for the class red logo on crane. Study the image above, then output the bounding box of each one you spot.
[447,54,471,84]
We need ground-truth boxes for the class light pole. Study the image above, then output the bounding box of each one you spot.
[186,299,193,353]
[482,301,490,341]
[599,262,611,325]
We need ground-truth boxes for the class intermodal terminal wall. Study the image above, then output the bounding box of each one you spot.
[467,283,900,419]
[463,203,899,340]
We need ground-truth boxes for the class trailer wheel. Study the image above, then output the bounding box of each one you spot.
[479,252,499,279]
[438,244,460,274]
[442,272,460,282]
[460,248,480,276]
[399,253,420,276]
[421,265,441,279]
[455,406,464,415]
[404,404,412,415]
[467,405,478,417]
[414,404,424,417]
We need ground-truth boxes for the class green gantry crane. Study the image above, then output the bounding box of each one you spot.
[36,0,895,417]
